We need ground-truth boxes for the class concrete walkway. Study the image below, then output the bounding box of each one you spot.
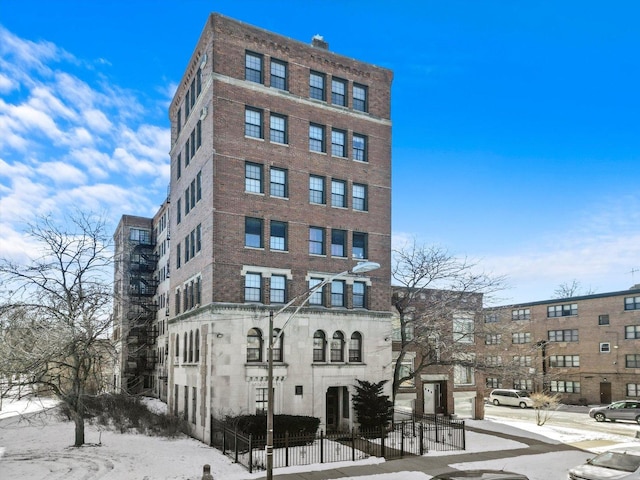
[259,423,585,479]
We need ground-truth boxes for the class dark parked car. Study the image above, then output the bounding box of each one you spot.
[588,400,640,424]
[431,470,529,479]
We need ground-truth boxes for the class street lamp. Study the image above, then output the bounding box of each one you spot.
[265,261,380,480]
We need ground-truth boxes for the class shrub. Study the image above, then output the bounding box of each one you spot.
[225,414,320,446]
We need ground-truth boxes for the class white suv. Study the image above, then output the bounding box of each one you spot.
[489,389,534,409]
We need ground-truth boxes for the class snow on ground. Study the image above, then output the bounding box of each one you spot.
[0,397,638,480]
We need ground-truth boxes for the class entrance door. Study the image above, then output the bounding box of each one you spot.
[326,387,339,431]
[600,382,612,404]
[424,383,437,414]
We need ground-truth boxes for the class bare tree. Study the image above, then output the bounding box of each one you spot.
[552,280,595,299]
[391,240,506,399]
[0,213,114,446]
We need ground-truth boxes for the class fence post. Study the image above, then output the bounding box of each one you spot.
[351,428,356,462]
[248,434,253,473]
[285,431,289,467]
[380,425,385,458]
[400,421,405,458]
[320,430,324,463]
[222,425,226,454]
[201,464,214,480]
[461,420,466,450]
[234,428,239,464]
[434,415,439,443]
[419,422,424,455]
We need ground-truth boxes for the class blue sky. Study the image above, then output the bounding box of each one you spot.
[1,0,639,304]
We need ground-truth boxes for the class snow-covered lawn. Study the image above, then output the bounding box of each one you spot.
[0,397,637,480]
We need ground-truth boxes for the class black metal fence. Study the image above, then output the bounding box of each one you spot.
[210,412,465,472]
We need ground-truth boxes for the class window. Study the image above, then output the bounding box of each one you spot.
[195,224,201,254]
[270,114,287,144]
[196,171,202,201]
[352,184,367,211]
[486,378,502,388]
[176,153,182,179]
[184,386,189,421]
[245,107,263,138]
[331,280,345,307]
[244,273,262,302]
[331,179,346,207]
[331,78,347,106]
[192,387,197,424]
[272,329,283,362]
[352,134,367,161]
[176,108,182,136]
[627,354,640,368]
[309,124,325,152]
[255,387,268,414]
[548,303,578,317]
[309,175,325,204]
[513,379,533,390]
[309,278,323,305]
[484,313,500,323]
[130,228,151,244]
[548,329,579,342]
[245,162,263,193]
[331,129,346,157]
[625,296,640,310]
[270,221,287,251]
[598,314,610,325]
[309,71,325,100]
[512,332,531,344]
[270,167,287,198]
[512,308,531,320]
[177,198,181,224]
[349,332,362,362]
[550,381,580,393]
[352,232,367,259]
[331,229,346,257]
[309,227,325,255]
[453,316,474,344]
[183,334,188,363]
[270,59,287,90]
[486,355,502,367]
[245,217,263,248]
[627,384,640,397]
[625,325,640,339]
[549,355,579,367]
[353,83,367,112]
[176,243,181,269]
[270,275,286,303]
[245,52,263,83]
[453,355,475,386]
[313,330,326,361]
[353,281,366,308]
[188,331,194,362]
[194,330,200,363]
[331,332,345,362]
[175,333,180,358]
[247,328,263,361]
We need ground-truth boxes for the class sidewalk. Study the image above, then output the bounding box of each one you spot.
[257,420,585,479]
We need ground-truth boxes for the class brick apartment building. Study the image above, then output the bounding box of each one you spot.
[114,13,393,442]
[482,286,640,405]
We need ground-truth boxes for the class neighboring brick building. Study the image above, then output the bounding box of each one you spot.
[482,286,640,405]
[149,13,394,442]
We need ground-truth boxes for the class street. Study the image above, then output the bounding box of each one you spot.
[484,402,640,439]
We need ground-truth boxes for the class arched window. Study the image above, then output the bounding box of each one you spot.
[189,330,194,362]
[313,330,326,362]
[183,333,188,362]
[349,332,362,362]
[175,333,180,359]
[272,328,283,362]
[331,331,345,362]
[247,328,263,362]
[194,329,200,362]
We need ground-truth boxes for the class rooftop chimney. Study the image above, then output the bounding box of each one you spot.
[311,34,328,50]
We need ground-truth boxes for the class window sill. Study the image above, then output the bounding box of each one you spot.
[245,135,265,142]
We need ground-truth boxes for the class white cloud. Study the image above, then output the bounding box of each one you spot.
[36,161,87,185]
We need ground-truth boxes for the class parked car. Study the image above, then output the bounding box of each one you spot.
[489,389,534,409]
[431,470,529,479]
[588,400,640,424]
[568,445,640,480]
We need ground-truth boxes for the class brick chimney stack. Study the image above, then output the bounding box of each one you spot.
[311,34,328,49]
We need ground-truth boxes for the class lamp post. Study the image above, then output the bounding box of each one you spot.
[265,261,379,480]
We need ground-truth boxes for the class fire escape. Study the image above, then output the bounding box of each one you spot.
[125,239,159,393]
